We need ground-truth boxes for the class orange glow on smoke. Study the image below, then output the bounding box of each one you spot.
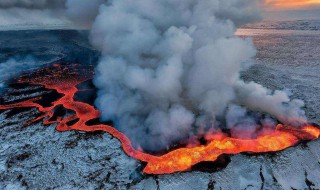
[265,0,320,10]
[1,64,320,174]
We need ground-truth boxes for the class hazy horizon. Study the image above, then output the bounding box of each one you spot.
[0,1,319,30]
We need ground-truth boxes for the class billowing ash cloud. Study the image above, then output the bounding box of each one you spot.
[66,0,307,151]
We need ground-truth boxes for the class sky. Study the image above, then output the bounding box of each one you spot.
[0,0,319,30]
[265,0,320,10]
[264,0,320,20]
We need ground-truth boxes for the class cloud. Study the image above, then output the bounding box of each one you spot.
[0,0,72,30]
[81,0,307,151]
[0,0,308,151]
[65,0,105,27]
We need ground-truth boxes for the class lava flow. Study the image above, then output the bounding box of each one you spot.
[1,64,320,175]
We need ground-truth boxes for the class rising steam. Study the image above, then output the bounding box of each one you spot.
[66,0,307,151]
[0,56,39,90]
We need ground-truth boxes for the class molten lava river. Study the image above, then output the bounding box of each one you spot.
[1,64,320,175]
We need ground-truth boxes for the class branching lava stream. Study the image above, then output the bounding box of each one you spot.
[1,64,319,175]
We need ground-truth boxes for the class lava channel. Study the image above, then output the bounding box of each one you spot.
[0,63,320,175]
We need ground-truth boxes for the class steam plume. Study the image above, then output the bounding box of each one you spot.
[70,0,306,151]
[0,56,39,90]
[65,0,105,26]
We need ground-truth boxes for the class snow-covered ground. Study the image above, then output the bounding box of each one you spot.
[1,20,320,189]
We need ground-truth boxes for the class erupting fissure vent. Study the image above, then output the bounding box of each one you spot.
[0,64,319,174]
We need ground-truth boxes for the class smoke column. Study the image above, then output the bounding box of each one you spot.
[64,0,307,151]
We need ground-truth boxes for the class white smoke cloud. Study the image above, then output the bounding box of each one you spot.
[0,0,308,151]
[235,81,307,126]
[74,0,307,151]
[225,104,260,139]
[65,0,105,27]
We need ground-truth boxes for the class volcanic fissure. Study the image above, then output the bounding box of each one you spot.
[0,64,319,175]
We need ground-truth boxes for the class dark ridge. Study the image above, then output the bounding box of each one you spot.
[310,123,320,128]
[300,141,310,149]
[17,174,28,188]
[7,84,47,96]
[49,105,67,121]
[85,118,114,126]
[241,150,280,157]
[75,79,96,90]
[1,96,39,106]
[128,163,146,186]
[7,152,31,168]
[76,130,105,140]
[191,155,231,173]
[260,166,265,190]
[199,136,208,145]
[48,105,76,122]
[2,112,43,130]
[132,162,148,178]
[1,83,49,105]
[66,118,80,127]
[207,178,215,190]
[74,79,97,106]
[48,105,66,122]
[5,107,34,119]
[64,139,78,149]
[7,82,36,89]
[305,171,315,189]
[273,175,281,187]
[154,175,160,190]
[33,90,63,108]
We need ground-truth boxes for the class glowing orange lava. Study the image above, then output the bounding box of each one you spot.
[1,64,319,174]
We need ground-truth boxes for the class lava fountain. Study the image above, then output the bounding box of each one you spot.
[0,63,319,175]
